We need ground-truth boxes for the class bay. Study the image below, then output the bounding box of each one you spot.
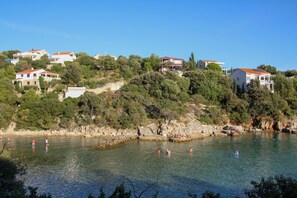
[1,132,297,197]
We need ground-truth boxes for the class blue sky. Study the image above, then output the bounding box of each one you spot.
[1,0,297,71]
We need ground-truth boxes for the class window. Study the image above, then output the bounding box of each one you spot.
[33,73,37,77]
[21,74,23,77]
[27,81,30,85]
[27,74,30,77]
[34,81,37,85]
[260,76,264,80]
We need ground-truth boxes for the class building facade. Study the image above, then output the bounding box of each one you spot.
[14,69,60,88]
[198,60,226,73]
[161,56,183,70]
[51,52,76,65]
[230,68,274,92]
[13,49,50,62]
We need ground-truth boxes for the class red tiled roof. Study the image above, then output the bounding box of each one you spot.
[16,69,43,74]
[53,52,72,55]
[239,68,271,75]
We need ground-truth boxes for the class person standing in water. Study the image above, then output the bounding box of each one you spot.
[235,150,239,157]
[45,138,49,145]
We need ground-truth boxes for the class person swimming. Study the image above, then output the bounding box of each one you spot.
[166,149,171,156]
[156,148,161,155]
[32,139,36,146]
[235,150,239,157]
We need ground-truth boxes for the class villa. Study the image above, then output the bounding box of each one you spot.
[14,68,60,88]
[230,68,274,92]
[12,49,50,65]
[161,56,184,70]
[51,51,76,65]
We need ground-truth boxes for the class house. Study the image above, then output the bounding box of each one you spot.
[51,52,76,65]
[65,87,86,98]
[14,69,60,88]
[230,68,274,92]
[12,49,50,64]
[198,60,226,73]
[93,54,117,60]
[161,56,184,71]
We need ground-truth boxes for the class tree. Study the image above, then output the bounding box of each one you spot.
[257,64,277,74]
[1,50,20,59]
[273,73,295,99]
[245,175,297,198]
[39,76,48,93]
[284,70,297,77]
[188,52,197,70]
[62,63,82,85]
[206,63,222,72]
[15,60,32,72]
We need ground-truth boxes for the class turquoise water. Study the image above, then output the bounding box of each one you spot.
[1,132,297,197]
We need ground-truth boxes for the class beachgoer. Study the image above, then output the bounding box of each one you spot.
[32,139,36,146]
[156,148,161,155]
[189,148,193,154]
[235,150,239,157]
[45,138,49,145]
[166,149,171,156]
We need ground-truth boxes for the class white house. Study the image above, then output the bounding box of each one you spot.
[51,52,76,65]
[161,56,184,70]
[198,60,226,73]
[14,68,60,88]
[65,87,86,98]
[13,49,50,62]
[230,68,274,92]
[93,54,117,60]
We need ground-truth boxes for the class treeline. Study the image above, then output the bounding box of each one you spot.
[0,51,297,130]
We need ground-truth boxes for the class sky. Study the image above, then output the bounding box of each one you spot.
[1,0,297,71]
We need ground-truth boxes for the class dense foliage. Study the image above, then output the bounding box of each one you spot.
[0,50,296,131]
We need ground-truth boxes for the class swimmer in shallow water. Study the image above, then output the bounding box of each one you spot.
[166,149,171,156]
[189,148,193,154]
[32,139,36,146]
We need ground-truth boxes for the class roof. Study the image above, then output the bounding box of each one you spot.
[16,69,43,74]
[53,52,73,55]
[238,68,271,75]
[200,60,217,62]
[161,56,184,60]
[28,49,42,53]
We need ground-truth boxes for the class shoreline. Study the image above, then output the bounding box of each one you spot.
[0,127,235,149]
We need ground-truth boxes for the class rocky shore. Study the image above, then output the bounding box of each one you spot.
[1,113,296,149]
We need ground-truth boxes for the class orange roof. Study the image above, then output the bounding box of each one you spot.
[239,68,271,75]
[53,52,72,55]
[16,69,43,74]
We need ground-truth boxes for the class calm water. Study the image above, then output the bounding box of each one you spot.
[1,133,297,197]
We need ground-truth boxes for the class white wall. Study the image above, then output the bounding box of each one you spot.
[16,69,45,80]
